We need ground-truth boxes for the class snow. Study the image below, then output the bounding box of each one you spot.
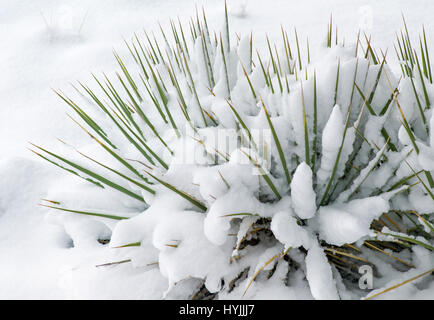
[317,196,390,246]
[316,105,345,187]
[59,264,168,300]
[290,162,316,219]
[305,241,339,300]
[153,210,230,295]
[363,246,434,300]
[431,111,434,147]
[1,0,434,300]
[337,140,389,202]
[271,211,311,250]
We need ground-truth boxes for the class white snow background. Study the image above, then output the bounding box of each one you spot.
[0,0,433,299]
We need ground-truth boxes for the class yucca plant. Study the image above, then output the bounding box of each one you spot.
[33,6,433,299]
